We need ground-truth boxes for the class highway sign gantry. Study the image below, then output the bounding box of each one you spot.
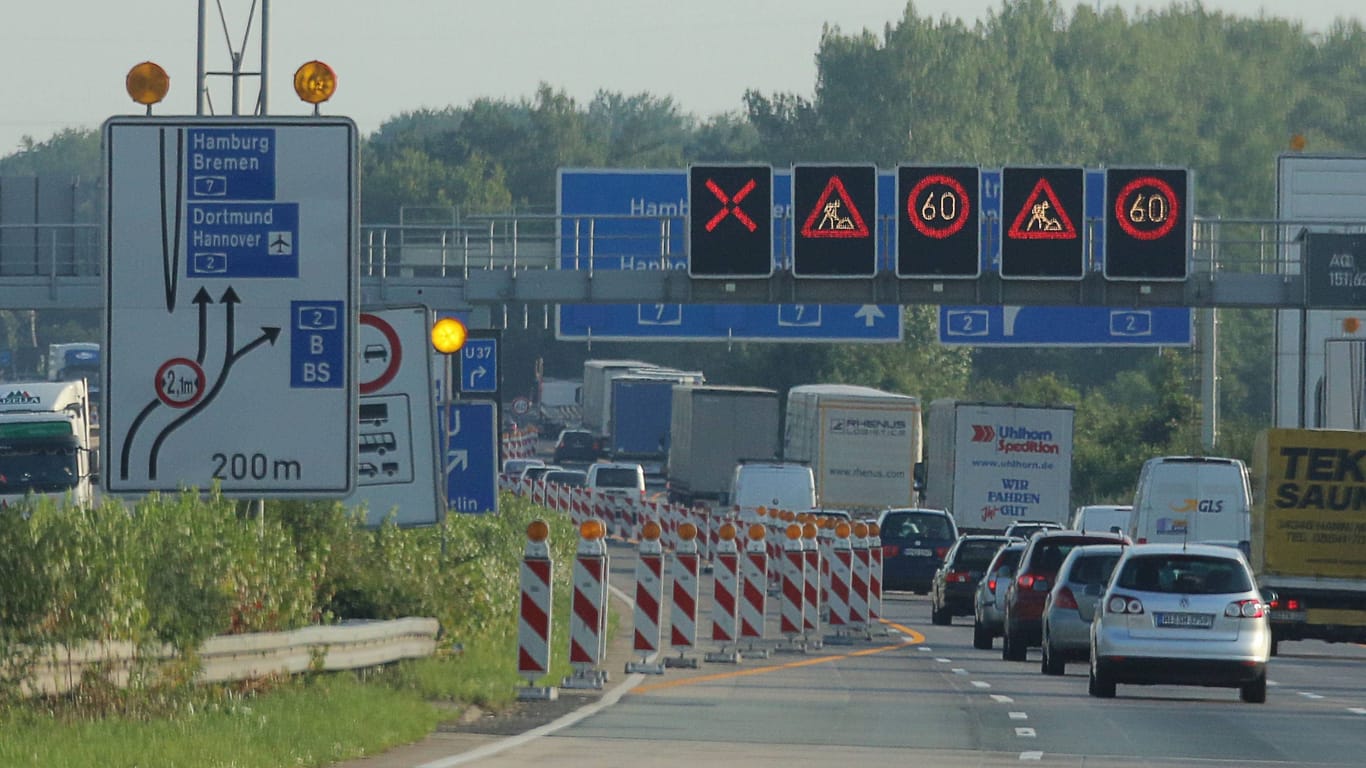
[897,165,981,278]
[1104,167,1191,281]
[792,164,877,277]
[688,164,774,278]
[104,117,357,496]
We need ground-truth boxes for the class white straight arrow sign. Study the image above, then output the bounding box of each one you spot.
[854,305,885,327]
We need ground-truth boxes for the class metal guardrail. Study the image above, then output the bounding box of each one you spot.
[3,215,1365,309]
[19,617,440,696]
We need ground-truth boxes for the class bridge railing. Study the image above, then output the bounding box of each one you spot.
[7,216,1366,281]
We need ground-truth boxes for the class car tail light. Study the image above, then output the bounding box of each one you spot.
[1053,586,1079,610]
[1107,594,1144,614]
[935,546,949,559]
[945,571,971,583]
[1017,573,1049,592]
[987,577,997,592]
[1136,537,1148,544]
[1286,598,1301,611]
[883,544,901,557]
[1225,599,1264,618]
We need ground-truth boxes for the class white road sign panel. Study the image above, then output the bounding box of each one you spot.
[103,117,357,496]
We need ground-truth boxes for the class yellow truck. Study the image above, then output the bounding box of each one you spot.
[1251,428,1366,653]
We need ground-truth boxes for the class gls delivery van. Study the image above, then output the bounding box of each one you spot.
[726,460,817,522]
[1128,456,1252,553]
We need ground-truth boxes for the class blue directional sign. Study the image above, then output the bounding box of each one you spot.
[460,338,498,393]
[444,400,498,514]
[557,169,901,342]
[938,305,1192,347]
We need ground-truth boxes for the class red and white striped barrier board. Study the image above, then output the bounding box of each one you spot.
[564,521,609,689]
[705,525,742,663]
[739,526,770,657]
[868,528,886,635]
[667,525,702,668]
[827,529,853,633]
[778,527,806,650]
[516,520,557,700]
[627,523,666,675]
[801,524,823,648]
[849,527,871,635]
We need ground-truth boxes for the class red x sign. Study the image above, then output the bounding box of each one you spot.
[704,177,759,232]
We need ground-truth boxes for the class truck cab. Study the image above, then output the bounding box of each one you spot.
[0,380,95,508]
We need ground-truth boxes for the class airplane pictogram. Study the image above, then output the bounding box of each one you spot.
[799,175,870,239]
[1007,178,1077,241]
[703,178,759,233]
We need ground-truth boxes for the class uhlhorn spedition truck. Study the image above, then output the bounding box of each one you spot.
[925,400,1074,532]
[1252,428,1366,651]
[784,384,922,513]
[0,380,97,508]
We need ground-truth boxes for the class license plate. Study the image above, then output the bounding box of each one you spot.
[1155,612,1214,629]
[905,548,933,557]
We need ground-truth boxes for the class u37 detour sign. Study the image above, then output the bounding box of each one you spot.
[1255,428,1366,581]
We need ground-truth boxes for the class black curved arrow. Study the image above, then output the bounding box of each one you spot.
[148,326,281,481]
[119,398,162,481]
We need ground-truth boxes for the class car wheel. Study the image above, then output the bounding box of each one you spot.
[1041,637,1065,676]
[1088,659,1116,698]
[1269,635,1280,657]
[1240,671,1267,704]
[973,621,993,650]
[1003,626,1027,661]
[931,601,951,626]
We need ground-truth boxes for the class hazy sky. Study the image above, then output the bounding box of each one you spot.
[1,0,1361,157]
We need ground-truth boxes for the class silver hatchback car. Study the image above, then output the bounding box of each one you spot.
[1041,544,1125,675]
[973,540,1026,650]
[1089,543,1271,703]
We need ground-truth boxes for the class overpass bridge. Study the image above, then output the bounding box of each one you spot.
[0,213,1361,314]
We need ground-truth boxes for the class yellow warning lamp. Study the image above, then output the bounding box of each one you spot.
[431,317,467,354]
[785,523,802,540]
[678,522,698,541]
[835,521,852,539]
[719,523,737,542]
[747,523,766,541]
[579,518,605,541]
[1344,317,1362,335]
[756,506,768,518]
[642,520,662,541]
[293,60,337,105]
[854,522,869,539]
[781,510,795,522]
[1289,133,1307,152]
[802,522,818,539]
[126,61,170,107]
[526,519,550,543]
[868,522,880,537]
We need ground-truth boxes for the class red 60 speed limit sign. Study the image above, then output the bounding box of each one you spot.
[1104,167,1190,281]
[897,165,980,278]
[1114,176,1179,241]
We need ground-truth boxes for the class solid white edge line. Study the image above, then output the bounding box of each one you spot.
[416,582,643,768]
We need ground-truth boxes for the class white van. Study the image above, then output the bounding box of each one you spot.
[1128,456,1251,551]
[726,461,817,521]
[1071,504,1133,535]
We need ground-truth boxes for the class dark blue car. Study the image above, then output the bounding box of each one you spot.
[877,508,960,594]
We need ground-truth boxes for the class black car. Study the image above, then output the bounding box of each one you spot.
[553,429,602,464]
[877,508,959,594]
[931,534,1016,625]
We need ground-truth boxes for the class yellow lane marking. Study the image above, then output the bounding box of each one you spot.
[630,621,926,695]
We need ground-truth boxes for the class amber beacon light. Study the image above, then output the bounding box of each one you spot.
[431,317,468,354]
[293,60,337,105]
[125,62,170,107]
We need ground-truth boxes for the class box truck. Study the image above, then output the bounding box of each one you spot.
[784,384,922,513]
[605,371,703,472]
[666,386,781,506]
[925,400,1074,532]
[581,360,654,436]
[1251,428,1366,652]
[0,380,97,508]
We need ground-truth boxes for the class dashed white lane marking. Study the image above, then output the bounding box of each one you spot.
[1299,691,1324,700]
[1009,711,1029,720]
[951,667,968,674]
[1015,727,1037,738]
[935,657,952,663]
[1019,751,1044,761]
[990,694,1015,703]
[971,680,991,688]
[1267,680,1280,687]
[918,646,933,652]
[1348,707,1366,715]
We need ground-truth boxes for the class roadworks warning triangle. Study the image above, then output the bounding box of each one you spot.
[1007,177,1077,241]
[800,176,870,239]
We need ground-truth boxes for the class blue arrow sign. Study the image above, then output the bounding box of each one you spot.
[460,338,498,393]
[443,400,497,514]
[557,169,901,342]
[938,305,1192,346]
